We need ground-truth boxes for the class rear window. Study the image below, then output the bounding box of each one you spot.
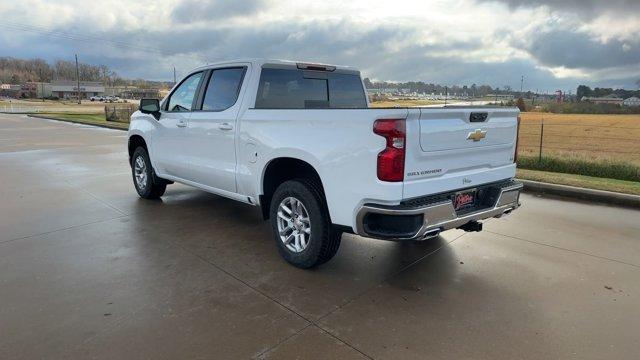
[255,68,367,109]
[201,67,245,111]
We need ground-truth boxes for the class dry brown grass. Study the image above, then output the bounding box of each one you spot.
[0,98,137,114]
[518,112,640,166]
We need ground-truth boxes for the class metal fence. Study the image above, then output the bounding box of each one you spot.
[104,104,137,123]
[516,121,640,165]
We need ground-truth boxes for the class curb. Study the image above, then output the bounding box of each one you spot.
[27,114,127,131]
[519,179,640,209]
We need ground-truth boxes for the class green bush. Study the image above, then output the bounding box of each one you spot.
[515,97,526,112]
[517,155,640,182]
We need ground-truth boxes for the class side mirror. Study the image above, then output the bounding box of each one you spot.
[139,98,161,120]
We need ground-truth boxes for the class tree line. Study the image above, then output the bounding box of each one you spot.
[363,78,501,96]
[0,56,170,89]
[576,85,640,100]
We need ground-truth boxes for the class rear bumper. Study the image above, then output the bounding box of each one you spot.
[355,180,522,240]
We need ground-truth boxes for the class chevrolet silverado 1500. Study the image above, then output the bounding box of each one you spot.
[128,59,522,268]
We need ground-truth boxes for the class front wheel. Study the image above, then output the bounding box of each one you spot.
[269,179,341,268]
[131,147,166,199]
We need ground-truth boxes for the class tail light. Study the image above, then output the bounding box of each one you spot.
[374,119,406,182]
[514,115,521,164]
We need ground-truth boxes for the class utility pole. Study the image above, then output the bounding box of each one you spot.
[75,54,81,104]
[173,66,176,85]
[520,75,524,95]
[444,86,448,106]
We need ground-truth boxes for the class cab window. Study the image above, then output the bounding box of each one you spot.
[201,67,246,111]
[166,72,203,112]
[255,68,367,109]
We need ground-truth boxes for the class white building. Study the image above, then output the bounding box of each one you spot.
[581,96,623,105]
[50,80,105,99]
[622,97,640,107]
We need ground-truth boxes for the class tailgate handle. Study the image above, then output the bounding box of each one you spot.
[470,112,488,122]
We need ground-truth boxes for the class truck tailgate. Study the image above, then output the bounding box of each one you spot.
[403,107,518,199]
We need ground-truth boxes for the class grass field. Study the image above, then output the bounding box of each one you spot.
[0,98,136,114]
[516,169,640,195]
[518,112,640,166]
[34,113,129,130]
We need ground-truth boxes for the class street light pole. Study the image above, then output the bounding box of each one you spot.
[75,54,81,104]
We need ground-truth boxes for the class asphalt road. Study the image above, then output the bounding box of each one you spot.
[1,113,639,359]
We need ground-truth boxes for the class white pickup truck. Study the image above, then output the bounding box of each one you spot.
[128,59,522,268]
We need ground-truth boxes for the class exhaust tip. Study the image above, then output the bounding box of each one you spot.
[423,228,441,239]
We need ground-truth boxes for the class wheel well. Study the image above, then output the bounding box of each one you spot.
[260,157,326,220]
[128,135,147,164]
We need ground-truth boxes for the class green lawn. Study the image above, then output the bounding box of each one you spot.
[517,168,640,195]
[36,113,129,130]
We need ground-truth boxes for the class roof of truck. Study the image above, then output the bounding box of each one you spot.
[189,58,359,73]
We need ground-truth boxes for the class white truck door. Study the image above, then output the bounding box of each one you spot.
[186,66,248,193]
[153,71,204,178]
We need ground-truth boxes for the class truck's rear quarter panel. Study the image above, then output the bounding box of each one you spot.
[238,108,412,228]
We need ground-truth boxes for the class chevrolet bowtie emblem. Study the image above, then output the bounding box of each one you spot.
[467,129,487,142]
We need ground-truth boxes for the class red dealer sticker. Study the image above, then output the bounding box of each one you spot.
[453,190,476,210]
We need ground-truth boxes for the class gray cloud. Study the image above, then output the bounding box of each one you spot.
[171,0,266,22]
[478,0,640,17]
[510,26,640,70]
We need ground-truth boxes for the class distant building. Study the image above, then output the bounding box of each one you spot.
[104,86,132,97]
[22,82,52,98]
[120,88,161,99]
[486,94,514,100]
[51,80,105,99]
[581,96,623,105]
[622,97,640,107]
[104,86,162,99]
[0,84,22,98]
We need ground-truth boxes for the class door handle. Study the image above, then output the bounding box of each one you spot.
[218,123,233,131]
[176,120,187,128]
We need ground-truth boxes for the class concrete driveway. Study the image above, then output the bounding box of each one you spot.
[1,113,639,359]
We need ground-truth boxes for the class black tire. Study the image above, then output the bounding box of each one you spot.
[131,146,166,199]
[269,179,341,268]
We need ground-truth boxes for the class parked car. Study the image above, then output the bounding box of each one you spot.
[127,59,522,268]
[90,95,105,102]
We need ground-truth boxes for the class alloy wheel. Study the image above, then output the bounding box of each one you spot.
[276,196,311,253]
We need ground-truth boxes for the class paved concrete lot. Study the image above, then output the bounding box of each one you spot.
[1,113,639,359]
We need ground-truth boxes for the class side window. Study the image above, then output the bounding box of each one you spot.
[201,67,246,111]
[255,68,328,109]
[167,72,202,112]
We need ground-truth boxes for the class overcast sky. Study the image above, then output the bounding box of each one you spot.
[1,0,639,91]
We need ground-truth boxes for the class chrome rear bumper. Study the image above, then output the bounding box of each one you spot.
[355,181,523,240]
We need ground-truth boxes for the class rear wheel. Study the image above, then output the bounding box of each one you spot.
[131,147,166,199]
[269,179,341,268]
